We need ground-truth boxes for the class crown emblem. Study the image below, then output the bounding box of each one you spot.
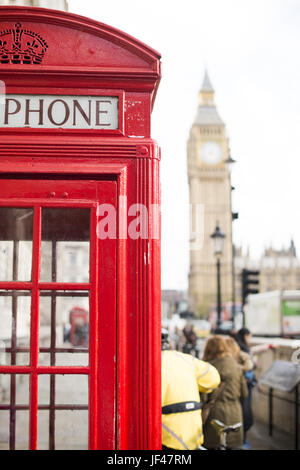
[0,22,48,65]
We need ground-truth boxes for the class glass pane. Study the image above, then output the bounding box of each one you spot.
[55,411,88,450]
[0,411,9,450]
[40,208,90,283]
[0,374,30,405]
[0,375,30,450]
[38,375,51,406]
[37,411,49,450]
[0,374,10,403]
[15,411,29,450]
[39,292,89,366]
[56,375,88,405]
[0,292,31,366]
[37,375,89,450]
[38,374,88,406]
[0,208,33,282]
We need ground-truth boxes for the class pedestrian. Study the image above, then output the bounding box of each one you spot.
[172,326,183,351]
[182,324,197,356]
[161,329,220,451]
[225,336,254,372]
[63,322,71,343]
[234,328,257,449]
[235,327,252,354]
[202,335,248,450]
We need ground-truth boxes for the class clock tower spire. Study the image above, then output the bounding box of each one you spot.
[188,71,233,317]
[198,69,215,106]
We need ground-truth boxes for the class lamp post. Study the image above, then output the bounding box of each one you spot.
[225,155,236,174]
[211,223,226,330]
[225,155,237,327]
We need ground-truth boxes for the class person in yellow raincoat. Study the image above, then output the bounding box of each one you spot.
[161,329,221,450]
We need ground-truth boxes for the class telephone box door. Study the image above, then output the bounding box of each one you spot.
[0,177,117,450]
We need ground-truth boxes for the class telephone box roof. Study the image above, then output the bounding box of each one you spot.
[0,6,162,106]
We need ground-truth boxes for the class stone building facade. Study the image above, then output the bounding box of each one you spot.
[235,241,300,301]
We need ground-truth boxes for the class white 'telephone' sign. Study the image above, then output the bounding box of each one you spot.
[0,95,119,129]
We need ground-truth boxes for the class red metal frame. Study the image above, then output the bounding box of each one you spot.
[0,6,162,450]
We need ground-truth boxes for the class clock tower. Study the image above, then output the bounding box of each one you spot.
[188,71,233,317]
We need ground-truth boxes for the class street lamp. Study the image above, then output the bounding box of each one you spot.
[211,223,226,329]
[225,155,236,175]
[225,155,238,327]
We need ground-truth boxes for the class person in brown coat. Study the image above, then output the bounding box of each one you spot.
[225,336,254,372]
[201,335,248,449]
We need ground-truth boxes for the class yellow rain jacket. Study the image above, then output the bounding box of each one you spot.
[162,350,220,450]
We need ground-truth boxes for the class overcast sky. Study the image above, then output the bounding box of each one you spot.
[68,0,300,290]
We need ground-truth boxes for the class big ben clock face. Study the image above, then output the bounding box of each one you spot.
[199,142,222,165]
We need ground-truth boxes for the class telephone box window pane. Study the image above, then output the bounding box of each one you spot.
[56,375,88,405]
[54,352,88,367]
[18,242,32,282]
[38,375,88,450]
[0,374,10,402]
[40,208,90,283]
[15,411,29,450]
[0,208,33,282]
[0,411,9,450]
[39,292,89,367]
[38,374,88,406]
[37,411,49,450]
[0,339,8,366]
[55,411,88,450]
[0,375,30,450]
[0,293,31,366]
[38,375,50,405]
[0,374,30,405]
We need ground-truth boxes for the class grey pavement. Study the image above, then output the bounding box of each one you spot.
[247,421,296,450]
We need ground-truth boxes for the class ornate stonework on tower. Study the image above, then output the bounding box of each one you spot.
[188,71,233,316]
[0,0,68,11]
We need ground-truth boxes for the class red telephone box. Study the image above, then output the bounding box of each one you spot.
[69,307,89,347]
[0,6,161,450]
